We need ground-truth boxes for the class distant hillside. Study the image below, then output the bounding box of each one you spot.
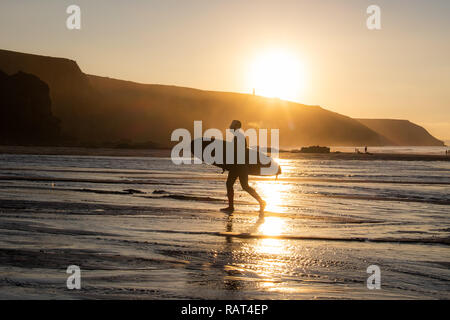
[0,70,60,145]
[357,119,444,146]
[87,75,391,147]
[0,49,442,147]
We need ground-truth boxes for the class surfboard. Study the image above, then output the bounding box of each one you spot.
[190,138,282,176]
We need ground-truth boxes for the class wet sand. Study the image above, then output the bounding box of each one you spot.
[0,153,448,299]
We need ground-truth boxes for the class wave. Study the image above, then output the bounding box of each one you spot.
[0,167,151,175]
[314,193,450,205]
[0,175,182,186]
[142,229,450,246]
[144,190,227,203]
[156,175,450,185]
[2,178,446,206]
[75,188,146,195]
[1,172,449,187]
[147,188,449,207]
[0,221,115,237]
[0,184,147,196]
[149,194,225,203]
[277,177,450,185]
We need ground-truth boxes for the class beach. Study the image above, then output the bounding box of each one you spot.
[0,148,449,299]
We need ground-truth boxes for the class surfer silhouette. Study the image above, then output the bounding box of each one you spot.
[220,120,266,214]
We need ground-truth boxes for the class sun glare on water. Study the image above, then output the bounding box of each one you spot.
[249,50,305,102]
[258,217,285,236]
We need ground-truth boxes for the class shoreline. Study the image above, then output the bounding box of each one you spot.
[0,145,448,161]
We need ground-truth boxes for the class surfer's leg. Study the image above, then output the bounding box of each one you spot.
[239,173,266,213]
[221,171,238,213]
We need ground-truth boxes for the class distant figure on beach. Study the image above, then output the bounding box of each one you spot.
[220,120,266,214]
[365,146,368,153]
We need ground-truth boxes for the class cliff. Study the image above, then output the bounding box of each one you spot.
[357,119,444,146]
[0,70,60,145]
[0,49,443,148]
[86,74,391,147]
[0,49,103,142]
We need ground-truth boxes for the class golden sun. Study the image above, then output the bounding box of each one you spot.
[249,50,305,102]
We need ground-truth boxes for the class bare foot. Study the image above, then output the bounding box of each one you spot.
[220,206,234,214]
[259,201,266,214]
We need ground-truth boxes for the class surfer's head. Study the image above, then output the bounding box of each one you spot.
[229,120,242,130]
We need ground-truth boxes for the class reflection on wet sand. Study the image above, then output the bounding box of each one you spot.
[221,211,296,293]
[1,155,448,299]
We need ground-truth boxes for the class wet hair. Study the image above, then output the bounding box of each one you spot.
[231,120,242,129]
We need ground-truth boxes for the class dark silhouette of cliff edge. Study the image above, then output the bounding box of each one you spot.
[0,49,104,144]
[0,70,60,145]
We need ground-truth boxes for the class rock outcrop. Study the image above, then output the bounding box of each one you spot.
[0,70,60,145]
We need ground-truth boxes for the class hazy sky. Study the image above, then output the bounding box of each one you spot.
[1,0,449,140]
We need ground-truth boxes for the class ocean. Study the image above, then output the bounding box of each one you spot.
[331,146,449,155]
[0,152,448,299]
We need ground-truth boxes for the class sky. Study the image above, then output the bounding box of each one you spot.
[1,0,449,140]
